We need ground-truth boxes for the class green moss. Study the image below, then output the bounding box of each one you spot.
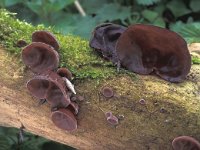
[0,9,121,79]
[192,56,200,64]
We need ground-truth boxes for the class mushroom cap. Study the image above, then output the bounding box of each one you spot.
[172,136,200,150]
[57,67,72,80]
[22,42,59,74]
[139,99,146,105]
[89,23,127,63]
[32,30,59,51]
[105,112,119,126]
[27,71,70,108]
[51,108,77,131]
[116,24,191,82]
[101,87,114,98]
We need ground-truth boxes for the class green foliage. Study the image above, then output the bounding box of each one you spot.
[166,0,191,18]
[0,126,75,150]
[171,21,200,43]
[0,0,23,7]
[1,0,200,40]
[95,3,131,22]
[190,0,200,12]
[192,56,200,64]
[135,0,160,6]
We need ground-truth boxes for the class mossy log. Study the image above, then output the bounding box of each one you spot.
[0,9,200,150]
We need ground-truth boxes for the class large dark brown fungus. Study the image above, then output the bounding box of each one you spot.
[57,67,72,80]
[101,87,114,98]
[51,108,77,131]
[22,42,59,74]
[27,71,70,108]
[32,30,59,51]
[90,23,127,63]
[172,136,200,150]
[116,24,191,82]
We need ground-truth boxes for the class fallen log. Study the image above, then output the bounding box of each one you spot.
[0,9,200,150]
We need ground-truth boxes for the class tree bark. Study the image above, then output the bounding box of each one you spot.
[0,45,199,150]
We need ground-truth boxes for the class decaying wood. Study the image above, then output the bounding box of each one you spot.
[0,45,199,150]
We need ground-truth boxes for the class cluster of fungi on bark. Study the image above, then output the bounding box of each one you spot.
[90,23,191,83]
[22,31,78,132]
[90,23,200,149]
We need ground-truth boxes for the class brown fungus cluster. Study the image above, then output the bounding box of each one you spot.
[90,23,127,64]
[90,23,191,82]
[22,31,78,132]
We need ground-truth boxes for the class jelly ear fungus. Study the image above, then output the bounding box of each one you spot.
[89,23,127,63]
[172,136,200,150]
[51,108,77,131]
[22,42,59,74]
[32,30,60,51]
[116,24,191,82]
[22,30,79,132]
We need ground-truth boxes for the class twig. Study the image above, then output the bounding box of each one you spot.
[74,0,86,17]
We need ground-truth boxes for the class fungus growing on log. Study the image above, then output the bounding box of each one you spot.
[172,136,200,150]
[89,23,127,63]
[22,42,59,74]
[57,67,73,80]
[101,87,114,98]
[116,24,191,82]
[51,109,77,131]
[32,30,60,51]
[105,112,119,126]
[27,71,70,108]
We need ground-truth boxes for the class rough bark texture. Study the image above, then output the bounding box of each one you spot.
[0,44,200,150]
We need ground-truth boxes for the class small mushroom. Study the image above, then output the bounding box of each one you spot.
[22,42,59,74]
[139,99,146,105]
[51,108,77,131]
[172,136,200,150]
[90,23,127,63]
[101,87,114,98]
[116,24,191,82]
[27,71,70,108]
[32,30,59,51]
[57,67,73,80]
[105,112,119,126]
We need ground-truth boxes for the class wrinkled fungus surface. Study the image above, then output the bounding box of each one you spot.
[90,23,127,63]
[51,109,77,131]
[172,136,200,150]
[22,42,59,74]
[116,24,191,82]
[27,71,70,108]
[101,87,114,98]
[32,30,60,51]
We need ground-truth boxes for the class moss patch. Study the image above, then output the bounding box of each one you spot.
[0,9,128,79]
